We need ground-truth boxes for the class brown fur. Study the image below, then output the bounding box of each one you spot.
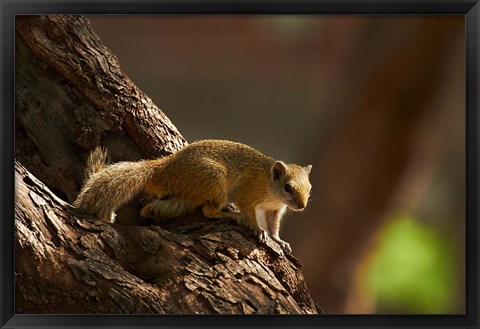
[84,146,110,180]
[73,140,312,251]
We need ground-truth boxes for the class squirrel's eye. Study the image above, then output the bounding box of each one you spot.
[284,183,293,194]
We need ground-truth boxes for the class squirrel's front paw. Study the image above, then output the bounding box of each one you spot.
[254,228,268,243]
[274,238,292,253]
[252,227,267,243]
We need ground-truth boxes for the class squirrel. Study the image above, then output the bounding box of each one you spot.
[73,139,312,252]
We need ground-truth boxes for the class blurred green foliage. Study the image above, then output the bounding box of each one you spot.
[365,215,459,314]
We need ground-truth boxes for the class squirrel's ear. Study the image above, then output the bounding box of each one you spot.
[272,161,287,181]
[304,165,312,175]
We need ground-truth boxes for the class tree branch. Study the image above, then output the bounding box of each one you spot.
[15,161,318,314]
[14,15,319,314]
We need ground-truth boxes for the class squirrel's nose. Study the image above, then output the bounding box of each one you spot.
[296,200,306,210]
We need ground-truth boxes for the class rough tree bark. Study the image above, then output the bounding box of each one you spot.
[14,15,319,314]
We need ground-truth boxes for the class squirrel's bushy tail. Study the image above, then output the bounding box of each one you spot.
[84,146,110,180]
[74,147,158,223]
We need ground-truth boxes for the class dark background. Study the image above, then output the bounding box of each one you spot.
[87,15,465,314]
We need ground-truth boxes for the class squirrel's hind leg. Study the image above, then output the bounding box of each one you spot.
[201,201,243,220]
[197,162,240,221]
[141,198,194,219]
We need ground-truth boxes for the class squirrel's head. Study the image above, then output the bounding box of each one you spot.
[271,161,312,211]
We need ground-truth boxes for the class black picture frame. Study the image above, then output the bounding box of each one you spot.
[1,1,478,328]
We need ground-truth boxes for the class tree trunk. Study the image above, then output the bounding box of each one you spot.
[14,15,319,314]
